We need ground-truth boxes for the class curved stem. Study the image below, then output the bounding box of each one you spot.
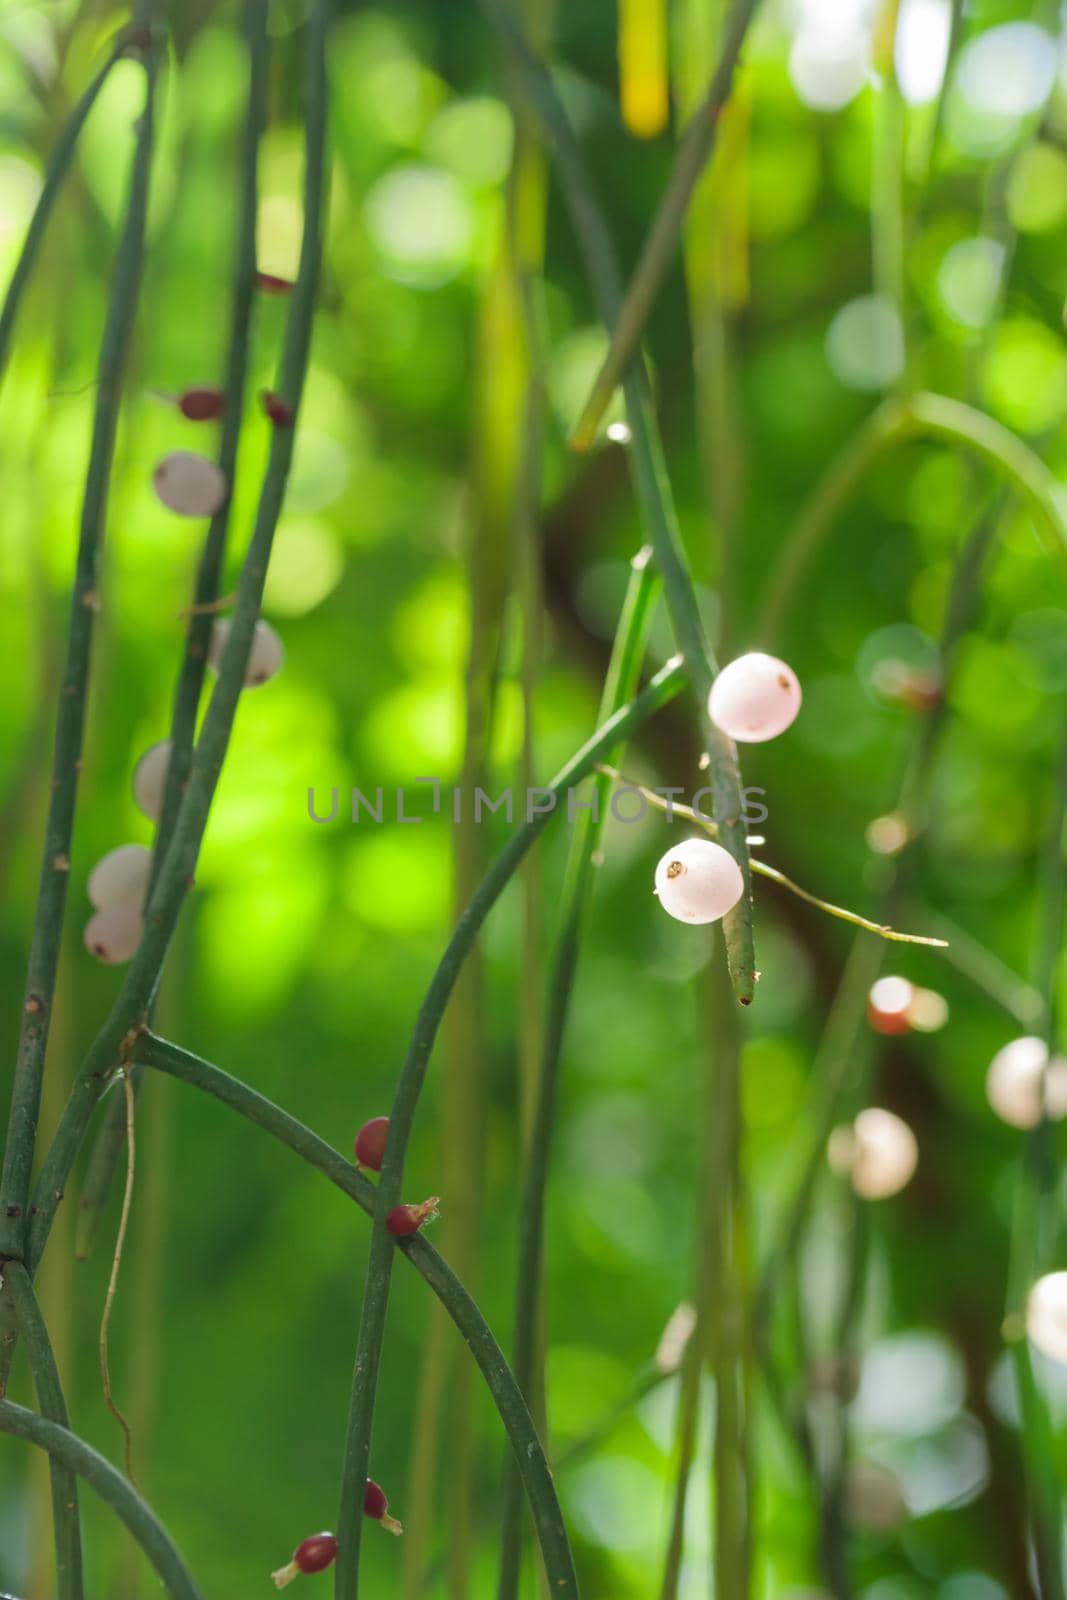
[497,545,660,1599]
[0,1399,204,1600]
[0,30,129,385]
[333,655,686,1599]
[75,0,269,1264]
[5,1262,83,1600]
[23,0,328,1280]
[0,20,163,1259]
[475,0,758,1006]
[131,1031,578,1598]
[569,0,760,451]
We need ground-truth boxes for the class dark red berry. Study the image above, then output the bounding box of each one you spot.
[386,1197,439,1238]
[256,270,293,295]
[355,1116,389,1173]
[261,389,295,427]
[178,387,225,422]
[271,1532,337,1587]
[365,1478,403,1535]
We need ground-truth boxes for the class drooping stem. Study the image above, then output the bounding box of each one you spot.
[475,0,757,1005]
[333,656,685,1599]
[0,15,163,1261]
[568,0,761,452]
[132,1031,579,1599]
[5,1262,84,1600]
[0,1399,204,1600]
[23,0,329,1282]
[496,546,660,1600]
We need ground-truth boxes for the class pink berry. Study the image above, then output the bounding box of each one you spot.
[653,838,743,925]
[87,843,152,911]
[271,1532,337,1587]
[83,906,143,965]
[207,617,285,687]
[256,270,293,294]
[178,386,224,422]
[152,450,228,518]
[386,1197,440,1238]
[707,652,801,743]
[261,389,294,427]
[364,1478,403,1535]
[355,1116,389,1173]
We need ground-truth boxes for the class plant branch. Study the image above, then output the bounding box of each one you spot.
[333,655,685,1599]
[99,1071,137,1480]
[0,1399,204,1600]
[568,0,760,452]
[131,1031,578,1599]
[5,1262,84,1600]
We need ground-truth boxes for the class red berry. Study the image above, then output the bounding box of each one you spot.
[866,976,914,1037]
[256,270,293,294]
[365,1478,403,1536]
[271,1532,337,1587]
[355,1116,389,1173]
[261,389,295,427]
[178,386,224,422]
[386,1197,440,1238]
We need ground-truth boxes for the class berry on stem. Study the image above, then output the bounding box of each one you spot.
[88,844,152,911]
[866,975,914,1036]
[654,838,743,925]
[986,1036,1067,1130]
[707,651,801,743]
[256,269,294,294]
[208,617,285,687]
[271,1532,338,1588]
[355,1116,389,1173]
[261,389,295,427]
[177,386,225,422]
[152,450,228,517]
[828,1107,918,1200]
[386,1197,440,1237]
[364,1477,403,1535]
[84,906,144,965]
[1028,1272,1067,1364]
[132,740,173,823]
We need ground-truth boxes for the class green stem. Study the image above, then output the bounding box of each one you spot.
[568,0,760,452]
[758,392,1067,648]
[131,1031,579,1599]
[0,29,129,385]
[5,1262,83,1600]
[0,21,163,1260]
[333,656,686,1599]
[23,0,329,1281]
[0,1399,204,1600]
[475,0,757,1005]
[497,546,660,1600]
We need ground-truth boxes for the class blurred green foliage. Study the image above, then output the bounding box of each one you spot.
[2,0,1067,1596]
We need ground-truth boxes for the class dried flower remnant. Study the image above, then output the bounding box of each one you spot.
[152,450,228,517]
[654,838,744,925]
[986,1036,1067,1130]
[707,651,802,743]
[208,617,285,688]
[386,1196,440,1237]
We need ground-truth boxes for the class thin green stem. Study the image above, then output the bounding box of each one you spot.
[0,1399,204,1600]
[568,0,760,452]
[497,545,660,1600]
[23,0,328,1280]
[131,1031,578,1599]
[333,656,686,1600]
[0,29,130,385]
[5,1262,83,1600]
[475,0,757,1004]
[0,21,163,1259]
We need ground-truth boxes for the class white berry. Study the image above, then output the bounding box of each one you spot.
[83,905,144,964]
[707,652,801,743]
[986,1036,1067,1130]
[654,837,744,925]
[87,843,152,912]
[1028,1272,1067,1364]
[152,450,228,517]
[829,1107,918,1200]
[132,740,173,822]
[844,1462,907,1533]
[208,617,285,688]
